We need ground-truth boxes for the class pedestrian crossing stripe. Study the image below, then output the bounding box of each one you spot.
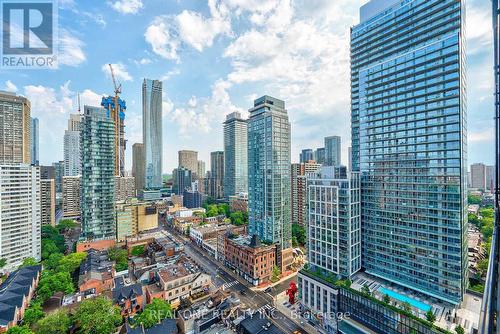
[221,281,238,290]
[256,304,274,314]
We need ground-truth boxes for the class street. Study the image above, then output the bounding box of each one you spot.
[165,224,310,334]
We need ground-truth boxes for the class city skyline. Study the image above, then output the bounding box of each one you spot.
[0,0,492,172]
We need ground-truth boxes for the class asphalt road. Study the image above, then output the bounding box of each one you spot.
[166,226,310,334]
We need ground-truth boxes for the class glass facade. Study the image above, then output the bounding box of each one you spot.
[307,166,361,278]
[351,0,468,304]
[248,96,291,249]
[142,79,163,189]
[81,106,116,240]
[223,112,248,198]
[30,117,39,165]
[324,136,341,166]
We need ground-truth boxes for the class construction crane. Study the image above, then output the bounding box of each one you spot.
[107,63,124,176]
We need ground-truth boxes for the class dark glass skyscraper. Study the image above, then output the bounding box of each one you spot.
[223,112,248,198]
[351,0,467,304]
[142,79,163,189]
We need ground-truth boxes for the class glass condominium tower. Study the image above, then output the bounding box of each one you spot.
[223,111,248,198]
[248,96,292,249]
[351,0,467,304]
[81,106,116,240]
[142,79,163,189]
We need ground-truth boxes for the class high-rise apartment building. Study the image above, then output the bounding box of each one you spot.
[81,106,116,240]
[0,91,31,164]
[486,165,495,191]
[178,150,199,175]
[101,96,126,176]
[248,96,292,251]
[306,166,361,277]
[351,0,467,304]
[132,143,145,192]
[0,164,41,270]
[63,114,82,176]
[62,176,81,219]
[197,160,206,178]
[314,148,325,165]
[52,161,64,193]
[30,117,39,166]
[324,136,341,166]
[471,163,487,190]
[115,176,136,201]
[40,179,55,226]
[291,162,321,226]
[176,167,193,195]
[210,151,224,199]
[223,112,248,198]
[142,79,163,189]
[299,149,314,163]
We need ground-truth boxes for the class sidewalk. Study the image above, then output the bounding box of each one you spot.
[274,291,323,334]
[251,271,298,292]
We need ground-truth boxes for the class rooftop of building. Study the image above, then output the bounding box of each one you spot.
[239,313,284,334]
[227,234,274,250]
[157,256,201,283]
[112,277,143,303]
[124,318,178,334]
[78,249,114,285]
[0,265,41,327]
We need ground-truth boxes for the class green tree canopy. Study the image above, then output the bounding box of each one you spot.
[0,258,7,269]
[292,224,306,246]
[37,271,74,302]
[454,325,465,334]
[57,219,77,232]
[135,298,173,329]
[22,301,44,326]
[55,252,87,274]
[131,245,145,257]
[271,266,281,283]
[73,296,122,334]
[34,310,70,334]
[19,257,38,268]
[108,247,128,272]
[425,310,436,324]
[230,211,248,226]
[467,194,481,205]
[6,326,34,334]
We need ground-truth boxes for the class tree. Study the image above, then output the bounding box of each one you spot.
[361,284,371,296]
[478,259,489,277]
[468,194,481,205]
[292,224,306,246]
[230,211,247,226]
[0,257,7,269]
[73,296,122,334]
[425,310,436,324]
[43,253,64,271]
[19,257,38,268]
[383,294,391,304]
[37,271,74,302]
[401,301,412,313]
[6,327,34,334]
[41,239,60,260]
[22,302,44,326]
[292,236,298,247]
[34,310,70,334]
[271,266,281,283]
[455,325,465,334]
[108,247,128,272]
[55,252,87,274]
[57,219,77,232]
[135,298,173,329]
[131,245,145,257]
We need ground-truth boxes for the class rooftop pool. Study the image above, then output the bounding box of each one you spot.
[378,286,432,312]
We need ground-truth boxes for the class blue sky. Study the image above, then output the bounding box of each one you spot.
[1,0,494,172]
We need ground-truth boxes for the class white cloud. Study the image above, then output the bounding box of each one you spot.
[4,80,18,93]
[145,0,231,60]
[109,0,143,14]
[466,3,493,54]
[101,63,133,82]
[167,79,242,135]
[58,29,86,67]
[469,129,494,143]
[159,69,180,81]
[134,57,152,65]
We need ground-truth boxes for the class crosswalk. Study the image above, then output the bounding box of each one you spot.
[256,304,274,314]
[221,281,238,290]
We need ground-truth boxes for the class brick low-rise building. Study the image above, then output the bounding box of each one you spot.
[224,234,276,286]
